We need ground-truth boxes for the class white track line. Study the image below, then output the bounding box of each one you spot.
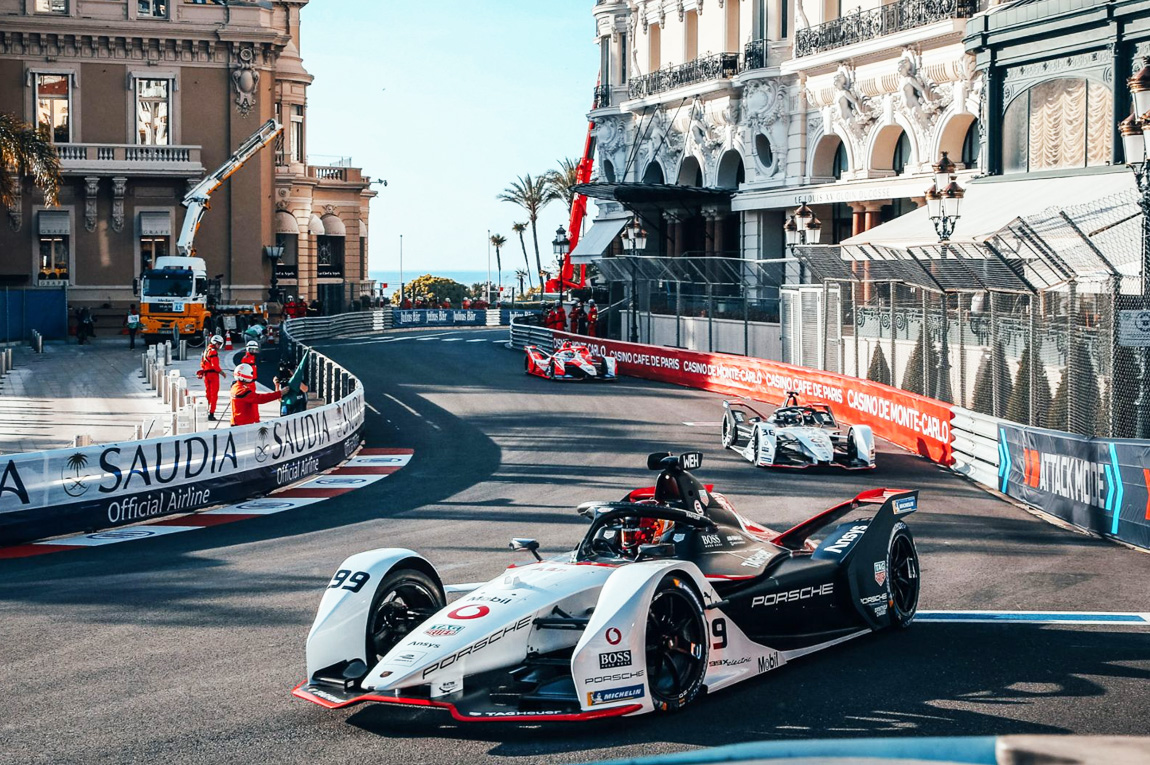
[917,610,1150,625]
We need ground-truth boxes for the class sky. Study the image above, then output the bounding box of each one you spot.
[300,0,600,279]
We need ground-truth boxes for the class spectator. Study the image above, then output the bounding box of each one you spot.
[401,296,413,309]
[576,302,589,335]
[462,297,471,309]
[76,306,94,345]
[587,300,599,337]
[126,304,141,350]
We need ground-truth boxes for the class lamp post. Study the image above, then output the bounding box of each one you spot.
[262,245,285,303]
[622,217,648,343]
[551,225,570,299]
[924,151,964,403]
[784,201,823,285]
[1120,56,1150,438]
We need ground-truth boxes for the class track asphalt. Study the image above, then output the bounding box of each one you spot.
[1,326,1147,765]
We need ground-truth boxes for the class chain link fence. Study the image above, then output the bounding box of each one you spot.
[791,189,1144,439]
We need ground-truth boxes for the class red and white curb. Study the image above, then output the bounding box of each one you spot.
[0,448,413,560]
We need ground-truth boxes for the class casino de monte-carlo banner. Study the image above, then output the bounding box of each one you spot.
[998,424,1150,550]
[0,388,365,546]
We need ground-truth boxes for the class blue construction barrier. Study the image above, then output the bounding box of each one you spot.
[392,309,488,327]
[0,287,67,342]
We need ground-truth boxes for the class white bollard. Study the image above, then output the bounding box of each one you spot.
[179,339,187,362]
[133,423,143,440]
[193,398,208,431]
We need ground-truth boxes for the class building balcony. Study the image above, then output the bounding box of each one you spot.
[307,164,367,184]
[593,84,612,109]
[628,52,741,100]
[793,0,979,58]
[56,143,204,177]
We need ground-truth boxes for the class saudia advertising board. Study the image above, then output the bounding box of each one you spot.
[0,388,365,545]
[550,332,952,463]
[998,424,1150,550]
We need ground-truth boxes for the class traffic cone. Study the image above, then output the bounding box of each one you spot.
[224,332,233,351]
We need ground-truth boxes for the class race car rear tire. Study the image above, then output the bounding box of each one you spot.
[364,567,446,664]
[645,575,708,713]
[524,355,531,374]
[887,527,920,629]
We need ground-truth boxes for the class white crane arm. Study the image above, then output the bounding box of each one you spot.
[176,118,283,257]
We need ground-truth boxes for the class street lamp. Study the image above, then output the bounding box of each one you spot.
[1120,56,1150,437]
[622,217,648,343]
[552,225,570,297]
[262,244,285,303]
[925,151,963,241]
[924,151,964,403]
[784,201,822,286]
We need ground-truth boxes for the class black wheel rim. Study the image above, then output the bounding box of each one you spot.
[722,419,732,447]
[645,589,705,702]
[889,535,919,615]
[367,580,440,662]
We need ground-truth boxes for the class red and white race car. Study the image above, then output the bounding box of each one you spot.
[525,341,618,381]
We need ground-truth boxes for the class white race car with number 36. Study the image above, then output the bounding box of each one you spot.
[722,392,876,470]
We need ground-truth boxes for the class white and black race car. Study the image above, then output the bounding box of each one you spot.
[293,452,919,721]
[721,393,876,470]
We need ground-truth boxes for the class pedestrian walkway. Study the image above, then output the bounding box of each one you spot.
[0,337,170,454]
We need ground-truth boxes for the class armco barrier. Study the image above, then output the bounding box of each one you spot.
[510,319,952,464]
[0,317,367,547]
[511,319,1150,551]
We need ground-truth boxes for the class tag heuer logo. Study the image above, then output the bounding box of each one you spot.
[874,561,887,587]
[425,624,463,638]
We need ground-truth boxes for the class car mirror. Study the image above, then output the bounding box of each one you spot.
[646,452,673,470]
[509,538,542,561]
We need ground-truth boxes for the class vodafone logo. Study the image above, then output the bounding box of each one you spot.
[606,627,622,645]
[447,604,490,620]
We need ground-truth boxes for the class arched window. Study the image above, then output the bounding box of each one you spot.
[1002,78,1112,173]
[961,120,980,169]
[892,131,911,175]
[832,142,848,180]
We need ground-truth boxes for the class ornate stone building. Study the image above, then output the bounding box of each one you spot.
[0,0,375,312]
[580,0,984,281]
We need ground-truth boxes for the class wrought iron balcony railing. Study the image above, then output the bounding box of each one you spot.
[628,52,740,99]
[742,39,768,72]
[794,0,978,58]
[593,84,612,109]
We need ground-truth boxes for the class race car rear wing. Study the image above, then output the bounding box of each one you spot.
[771,488,917,551]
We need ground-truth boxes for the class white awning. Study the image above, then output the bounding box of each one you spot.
[139,211,171,236]
[308,214,324,235]
[38,210,70,236]
[321,214,346,236]
[570,211,632,264]
[275,210,300,235]
[843,169,1136,248]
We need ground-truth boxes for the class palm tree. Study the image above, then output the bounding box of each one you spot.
[498,174,550,287]
[511,222,533,291]
[1,113,62,208]
[489,233,507,289]
[514,269,527,299]
[544,157,580,213]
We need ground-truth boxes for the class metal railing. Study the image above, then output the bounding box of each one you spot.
[628,52,740,99]
[742,39,768,71]
[593,84,612,109]
[794,0,979,58]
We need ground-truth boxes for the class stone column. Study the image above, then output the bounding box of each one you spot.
[702,208,718,257]
[863,201,884,231]
[850,203,866,237]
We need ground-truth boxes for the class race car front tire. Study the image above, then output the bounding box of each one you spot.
[887,526,920,629]
[721,417,737,449]
[364,567,446,664]
[645,575,708,713]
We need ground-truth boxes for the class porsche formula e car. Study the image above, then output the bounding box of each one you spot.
[722,393,875,470]
[293,451,920,721]
[525,341,617,381]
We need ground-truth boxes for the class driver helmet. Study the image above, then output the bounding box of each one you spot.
[209,334,224,348]
[245,340,260,353]
[234,363,256,383]
[620,517,672,552]
[588,299,595,305]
